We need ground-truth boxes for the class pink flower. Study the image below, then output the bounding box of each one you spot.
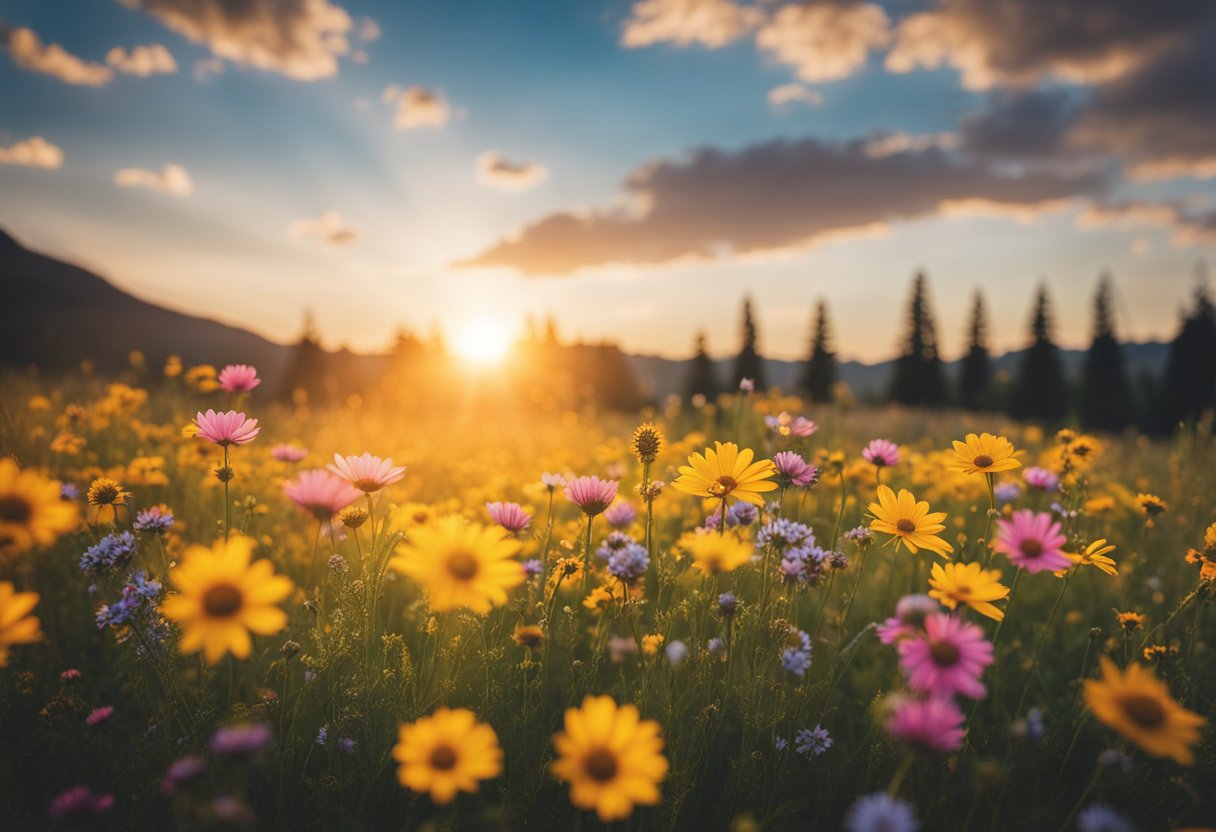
[564,476,618,517]
[195,410,260,446]
[862,439,900,468]
[994,510,1070,573]
[604,501,638,528]
[284,470,362,520]
[48,787,114,823]
[764,411,818,438]
[1023,466,1060,492]
[217,364,261,393]
[328,453,406,493]
[271,444,308,463]
[898,613,993,700]
[772,451,818,488]
[541,472,570,490]
[486,501,532,533]
[885,696,965,754]
[876,594,940,645]
[86,706,114,726]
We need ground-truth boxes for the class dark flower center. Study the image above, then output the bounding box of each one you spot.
[0,496,32,523]
[930,640,961,666]
[896,519,916,534]
[973,455,994,468]
[202,583,244,618]
[446,551,480,581]
[710,476,738,496]
[1121,694,1166,729]
[1020,540,1043,558]
[429,744,458,770]
[583,749,618,782]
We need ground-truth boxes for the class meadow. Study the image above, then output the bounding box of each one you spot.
[0,361,1213,831]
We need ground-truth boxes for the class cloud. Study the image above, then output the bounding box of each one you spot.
[1,25,113,86]
[356,17,380,42]
[620,0,762,49]
[106,43,177,76]
[768,83,823,108]
[193,56,225,81]
[755,1,891,84]
[288,210,361,246]
[383,85,451,130]
[118,0,353,81]
[475,151,549,192]
[457,136,1106,275]
[1076,200,1216,248]
[114,164,194,196]
[0,136,64,169]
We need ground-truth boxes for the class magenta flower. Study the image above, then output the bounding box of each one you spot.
[271,444,308,463]
[764,411,818,438]
[210,723,272,757]
[862,439,900,468]
[603,501,638,528]
[994,510,1070,573]
[85,705,114,726]
[161,755,207,795]
[194,410,260,446]
[328,453,406,493]
[885,696,966,754]
[284,470,362,521]
[772,451,818,488]
[48,787,114,823]
[564,476,618,517]
[876,594,940,645]
[486,501,532,533]
[217,364,261,393]
[898,613,994,700]
[1023,466,1060,492]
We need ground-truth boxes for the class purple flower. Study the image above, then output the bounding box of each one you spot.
[739,378,755,393]
[728,502,758,526]
[994,482,1022,505]
[772,451,819,488]
[781,629,812,676]
[845,793,919,832]
[717,592,738,617]
[1077,803,1134,832]
[665,640,688,666]
[161,755,207,794]
[523,558,543,579]
[133,506,174,535]
[79,532,137,575]
[210,723,272,757]
[339,738,357,754]
[60,482,80,501]
[49,787,114,824]
[862,439,900,468]
[1024,466,1060,492]
[757,518,815,553]
[603,501,638,528]
[795,725,832,756]
[606,542,649,584]
[844,526,874,548]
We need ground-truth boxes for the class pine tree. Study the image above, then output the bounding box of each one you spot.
[959,290,991,410]
[1153,269,1216,432]
[685,331,720,403]
[1079,274,1134,431]
[1009,285,1069,422]
[889,271,948,407]
[731,296,767,390]
[799,299,836,403]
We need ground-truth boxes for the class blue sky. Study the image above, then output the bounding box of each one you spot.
[1,0,1213,362]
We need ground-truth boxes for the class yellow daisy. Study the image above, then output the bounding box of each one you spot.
[1083,657,1206,765]
[86,477,130,508]
[949,433,1021,475]
[0,581,41,666]
[388,516,524,614]
[929,561,1009,621]
[1058,539,1118,577]
[868,485,954,558]
[683,531,753,576]
[1135,493,1168,517]
[161,536,292,664]
[0,458,78,563]
[551,695,669,822]
[393,708,503,804]
[671,442,776,507]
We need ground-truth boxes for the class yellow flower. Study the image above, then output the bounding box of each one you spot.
[671,442,776,507]
[551,695,668,822]
[87,477,130,508]
[548,556,585,594]
[512,624,544,647]
[1117,611,1146,632]
[683,531,753,576]
[929,561,1009,621]
[868,485,954,558]
[1083,657,1205,765]
[49,431,86,456]
[164,354,182,378]
[0,459,79,562]
[1059,539,1118,577]
[161,536,292,664]
[949,433,1021,475]
[1084,495,1116,515]
[27,395,52,412]
[642,633,664,655]
[388,517,524,614]
[1205,522,1216,550]
[393,708,503,804]
[1135,493,1168,517]
[0,581,41,666]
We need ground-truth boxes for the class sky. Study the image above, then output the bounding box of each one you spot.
[1,0,1214,364]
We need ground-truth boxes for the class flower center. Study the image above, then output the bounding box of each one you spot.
[709,476,738,497]
[973,454,994,468]
[929,640,960,666]
[583,749,618,782]
[429,744,458,770]
[446,550,480,581]
[202,583,244,618]
[1121,694,1165,729]
[0,496,32,523]
[1020,540,1043,558]
[896,519,916,534]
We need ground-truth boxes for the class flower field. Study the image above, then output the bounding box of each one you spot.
[1,366,1213,831]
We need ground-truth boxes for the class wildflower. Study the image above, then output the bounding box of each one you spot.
[637,480,665,503]
[665,640,688,666]
[565,476,618,516]
[781,628,812,676]
[631,423,664,464]
[60,668,81,682]
[328,554,349,574]
[757,518,815,552]
[764,411,818,438]
[898,613,994,700]
[642,633,664,655]
[0,581,41,667]
[673,442,776,507]
[1142,644,1169,661]
[316,725,329,745]
[1061,539,1118,577]
[161,755,206,794]
[388,517,524,614]
[877,594,940,644]
[603,501,638,528]
[217,364,261,393]
[845,793,919,832]
[329,453,406,493]
[1135,493,1168,517]
[868,485,954,558]
[86,706,114,726]
[717,592,738,617]
[606,542,649,584]
[1116,611,1146,632]
[86,477,130,508]
[512,624,544,647]
[862,439,900,468]
[486,501,532,533]
[339,738,357,754]
[79,531,137,574]
[685,532,752,576]
[48,787,114,824]
[844,526,874,549]
[707,637,726,657]
[994,510,1070,573]
[1023,466,1059,492]
[160,536,292,664]
[213,796,256,824]
[541,472,570,491]
[739,378,754,392]
[949,433,1021,475]
[133,506,174,535]
[1083,657,1205,765]
[60,483,79,501]
[728,502,759,526]
[551,695,668,822]
[607,634,638,662]
[1077,804,1134,832]
[523,558,542,579]
[194,410,259,446]
[794,725,832,756]
[772,451,818,488]
[210,723,273,757]
[885,696,965,754]
[338,506,369,530]
[283,470,362,521]
[1097,748,1134,772]
[993,482,1021,504]
[928,562,1009,621]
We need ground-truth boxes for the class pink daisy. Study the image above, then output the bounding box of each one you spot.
[271,444,308,463]
[217,364,261,393]
[486,501,532,533]
[898,613,994,700]
[885,696,965,754]
[86,706,114,727]
[994,510,1070,573]
[764,411,818,438]
[195,410,259,446]
[862,439,900,468]
[564,476,618,517]
[284,470,362,521]
[772,451,818,488]
[876,594,940,645]
[603,501,638,528]
[1023,466,1060,492]
[328,453,406,493]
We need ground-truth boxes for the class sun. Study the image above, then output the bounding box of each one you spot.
[453,321,513,364]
